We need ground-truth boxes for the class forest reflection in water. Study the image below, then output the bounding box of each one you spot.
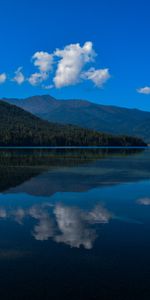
[0,148,150,299]
[0,147,148,195]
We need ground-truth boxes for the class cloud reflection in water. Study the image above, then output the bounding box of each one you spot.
[0,203,112,249]
[137,198,150,206]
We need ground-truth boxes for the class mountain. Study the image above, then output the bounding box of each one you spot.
[0,101,145,147]
[3,95,150,142]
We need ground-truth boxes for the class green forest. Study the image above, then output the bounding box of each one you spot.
[0,101,147,147]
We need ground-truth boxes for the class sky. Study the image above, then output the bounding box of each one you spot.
[0,0,150,110]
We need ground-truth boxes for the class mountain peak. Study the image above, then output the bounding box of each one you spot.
[1,94,150,142]
[26,94,56,101]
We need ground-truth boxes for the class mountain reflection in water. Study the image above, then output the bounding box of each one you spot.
[0,147,149,196]
[0,148,150,300]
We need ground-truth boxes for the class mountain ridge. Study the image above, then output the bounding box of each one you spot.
[2,94,150,142]
[0,100,145,147]
[2,94,149,113]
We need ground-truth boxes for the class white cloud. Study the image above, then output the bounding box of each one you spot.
[42,84,53,90]
[82,68,110,87]
[32,51,53,73]
[53,41,96,88]
[29,51,54,87]
[1,41,111,90]
[0,73,7,84]
[28,72,48,86]
[137,86,150,94]
[13,67,25,84]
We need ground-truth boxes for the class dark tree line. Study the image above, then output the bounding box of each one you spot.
[0,101,147,147]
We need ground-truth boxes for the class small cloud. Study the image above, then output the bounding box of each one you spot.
[28,72,48,86]
[42,84,54,90]
[32,51,53,73]
[137,86,150,94]
[13,67,25,85]
[28,51,54,87]
[82,68,110,87]
[0,73,7,84]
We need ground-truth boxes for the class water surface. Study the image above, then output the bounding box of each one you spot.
[0,148,150,299]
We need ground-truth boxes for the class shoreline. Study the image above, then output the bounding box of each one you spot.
[0,146,148,149]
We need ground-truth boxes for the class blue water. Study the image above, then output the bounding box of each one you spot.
[0,148,150,299]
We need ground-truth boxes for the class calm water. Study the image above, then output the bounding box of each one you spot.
[0,148,150,299]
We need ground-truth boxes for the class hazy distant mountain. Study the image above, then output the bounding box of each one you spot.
[3,95,150,142]
[0,100,144,146]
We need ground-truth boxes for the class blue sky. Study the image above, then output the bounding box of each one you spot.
[0,0,150,110]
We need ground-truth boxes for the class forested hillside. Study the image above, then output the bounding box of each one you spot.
[0,101,146,147]
[3,95,150,142]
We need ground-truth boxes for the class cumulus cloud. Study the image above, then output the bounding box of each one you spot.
[82,67,111,87]
[0,73,7,84]
[53,41,96,88]
[28,72,48,86]
[32,51,54,73]
[13,67,25,84]
[0,42,111,89]
[137,86,150,94]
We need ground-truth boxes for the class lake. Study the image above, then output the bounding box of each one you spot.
[0,148,150,299]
